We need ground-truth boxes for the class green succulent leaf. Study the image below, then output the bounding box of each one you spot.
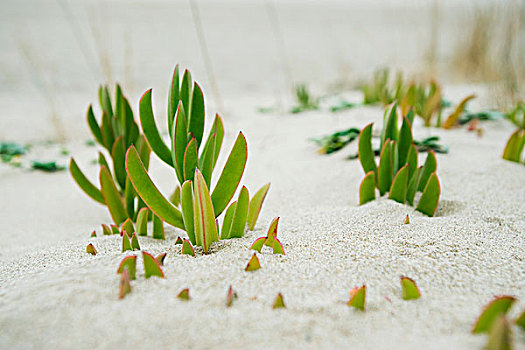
[211,132,248,217]
[152,214,165,240]
[183,138,199,183]
[472,296,516,334]
[117,255,137,280]
[398,117,413,166]
[389,165,408,204]
[378,140,394,196]
[199,133,217,186]
[380,102,399,149]
[168,64,180,136]
[111,136,127,190]
[180,69,192,121]
[358,123,377,176]
[100,111,115,151]
[173,102,188,183]
[406,144,418,180]
[86,105,103,145]
[228,186,249,238]
[401,276,421,300]
[199,114,224,172]
[98,152,111,172]
[125,146,185,230]
[182,239,196,257]
[177,288,190,300]
[247,183,270,231]
[121,218,134,237]
[442,94,476,129]
[485,316,513,350]
[122,234,132,252]
[416,173,440,217]
[99,85,113,117]
[249,237,266,252]
[406,167,422,206]
[273,238,285,255]
[220,201,236,240]
[118,269,131,300]
[181,180,196,244]
[100,166,128,225]
[193,169,219,253]
[359,171,376,205]
[347,286,366,311]
[69,158,105,205]
[245,253,261,272]
[110,224,120,234]
[502,129,525,163]
[264,217,280,248]
[417,150,437,192]
[131,233,140,251]
[189,83,205,148]
[102,224,112,235]
[86,243,97,255]
[136,208,149,236]
[142,251,165,278]
[272,293,286,309]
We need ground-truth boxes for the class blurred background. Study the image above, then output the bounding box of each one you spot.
[0,0,523,142]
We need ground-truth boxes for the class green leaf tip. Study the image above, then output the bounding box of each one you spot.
[177,288,190,300]
[358,123,377,176]
[69,157,105,205]
[264,217,280,248]
[249,237,266,253]
[359,171,376,205]
[347,285,366,311]
[118,269,132,300]
[156,253,167,266]
[110,224,120,234]
[515,309,525,331]
[416,172,440,217]
[130,234,140,251]
[90,230,97,238]
[404,214,410,224]
[193,169,219,253]
[272,293,286,309]
[142,251,165,279]
[120,218,134,237]
[401,276,421,300]
[152,214,165,240]
[247,183,270,231]
[102,224,112,235]
[245,253,261,272]
[136,207,149,236]
[175,237,183,245]
[182,239,196,257]
[472,296,516,334]
[86,243,97,255]
[117,255,137,280]
[226,285,237,307]
[273,238,285,255]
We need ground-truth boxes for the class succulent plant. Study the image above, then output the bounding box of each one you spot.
[472,296,516,334]
[272,293,286,309]
[86,243,97,255]
[118,269,132,300]
[182,239,196,257]
[142,251,164,278]
[125,65,269,253]
[358,103,441,217]
[485,316,513,350]
[347,286,366,311]
[70,85,151,225]
[117,255,137,280]
[400,276,421,300]
[244,253,261,272]
[502,104,525,164]
[177,288,190,300]
[290,84,319,114]
[249,217,284,254]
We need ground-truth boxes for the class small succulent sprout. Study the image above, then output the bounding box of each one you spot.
[415,173,441,216]
[273,238,285,255]
[118,269,132,300]
[347,285,366,311]
[174,237,183,245]
[122,234,132,252]
[177,288,190,300]
[152,214,165,240]
[90,230,97,238]
[247,183,270,231]
[121,218,134,237]
[472,296,516,334]
[110,224,120,234]
[86,243,97,255]
[135,207,149,236]
[249,237,266,253]
[485,316,513,350]
[502,129,525,163]
[245,253,261,272]
[401,276,421,300]
[359,171,376,205]
[117,255,137,280]
[272,293,286,309]
[225,186,250,239]
[156,252,167,266]
[226,285,237,307]
[404,214,410,224]
[102,224,112,235]
[515,309,525,331]
[182,239,196,257]
[130,234,141,251]
[264,217,280,248]
[142,251,165,278]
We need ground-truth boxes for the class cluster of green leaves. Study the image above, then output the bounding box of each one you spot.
[290,84,320,114]
[502,102,525,164]
[125,65,270,254]
[70,85,151,225]
[249,217,285,255]
[116,251,166,299]
[358,103,441,217]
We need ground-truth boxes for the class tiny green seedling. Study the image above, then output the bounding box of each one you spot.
[401,276,421,300]
[102,224,112,235]
[245,253,261,272]
[177,288,190,300]
[175,237,183,245]
[182,239,196,257]
[117,255,137,280]
[130,234,140,251]
[142,251,165,279]
[404,215,410,224]
[273,238,285,255]
[122,234,132,252]
[472,296,516,334]
[249,218,284,254]
[347,286,366,311]
[90,230,96,238]
[272,293,286,309]
[121,218,134,237]
[86,243,97,255]
[110,224,120,234]
[156,253,167,266]
[118,269,132,300]
[264,217,279,248]
[484,316,513,350]
[249,237,266,252]
[226,285,237,307]
[290,84,319,114]
[152,214,165,240]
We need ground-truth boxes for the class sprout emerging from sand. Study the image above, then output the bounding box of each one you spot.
[122,234,132,252]
[90,230,96,238]
[404,214,410,224]
[182,239,196,257]
[69,85,151,225]
[272,293,286,309]
[400,276,421,300]
[121,218,134,237]
[249,218,285,255]
[472,296,516,334]
[102,224,112,235]
[117,255,137,280]
[86,243,97,255]
[484,316,513,350]
[245,253,261,272]
[226,285,237,307]
[118,269,132,300]
[152,214,165,240]
[156,253,167,266]
[347,286,366,311]
[135,208,149,236]
[125,65,270,253]
[177,288,190,300]
[358,104,441,216]
[175,237,183,245]
[142,252,164,279]
[130,234,140,251]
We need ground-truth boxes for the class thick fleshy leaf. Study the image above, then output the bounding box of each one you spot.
[170,186,181,207]
[180,70,192,121]
[401,276,421,300]
[110,224,120,234]
[472,296,516,334]
[181,180,195,244]
[515,309,525,330]
[249,237,266,252]
[183,138,198,183]
[156,252,167,265]
[152,214,165,240]
[124,178,136,219]
[406,144,418,180]
[99,85,113,116]
[416,173,440,217]
[90,230,96,237]
[142,251,165,279]
[100,111,115,151]
[398,117,413,167]
[69,158,105,205]
[347,286,366,311]
[98,152,111,173]
[173,102,188,183]
[417,150,437,192]
[442,94,476,129]
[245,253,261,272]
[182,239,196,257]
[406,167,422,206]
[377,140,394,196]
[273,238,285,255]
[226,285,237,307]
[211,132,248,217]
[358,123,377,175]
[111,136,126,190]
[117,255,137,280]
[193,170,219,253]
[264,217,280,247]
[359,171,376,205]
[189,83,205,148]
[272,293,285,309]
[122,234,132,252]
[380,102,398,149]
[125,146,185,229]
[131,234,140,250]
[404,214,410,224]
[102,224,112,235]
[121,218,134,237]
[485,316,513,350]
[247,183,270,231]
[199,114,224,172]
[118,269,131,300]
[502,129,525,162]
[175,237,183,245]
[136,208,149,236]
[177,288,190,300]
[199,133,217,186]
[389,165,408,204]
[139,89,173,166]
[229,187,249,238]
[220,201,236,240]
[86,105,103,145]
[167,64,180,136]
[86,243,97,255]
[100,166,128,225]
